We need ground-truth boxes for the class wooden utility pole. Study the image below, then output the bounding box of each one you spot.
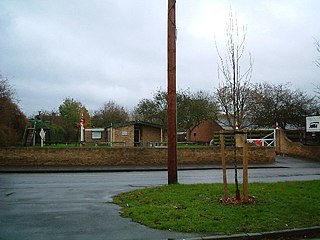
[167,0,177,184]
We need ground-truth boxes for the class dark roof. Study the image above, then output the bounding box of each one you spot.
[109,121,163,129]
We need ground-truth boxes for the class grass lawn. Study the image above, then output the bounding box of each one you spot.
[113,180,320,235]
[35,143,207,148]
[33,143,111,148]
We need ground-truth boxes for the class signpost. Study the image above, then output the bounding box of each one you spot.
[306,116,320,132]
[39,128,45,147]
[80,113,85,144]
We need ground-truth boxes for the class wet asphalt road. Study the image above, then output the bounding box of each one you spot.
[0,156,320,240]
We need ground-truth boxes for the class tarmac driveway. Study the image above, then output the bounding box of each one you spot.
[0,156,320,240]
[0,172,201,240]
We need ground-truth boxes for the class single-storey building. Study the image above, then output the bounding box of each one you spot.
[108,121,165,147]
[84,121,167,147]
[84,128,107,143]
[84,121,165,147]
[188,119,223,143]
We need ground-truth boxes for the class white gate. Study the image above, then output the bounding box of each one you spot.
[246,130,276,147]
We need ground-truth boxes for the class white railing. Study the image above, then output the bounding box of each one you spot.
[247,130,276,147]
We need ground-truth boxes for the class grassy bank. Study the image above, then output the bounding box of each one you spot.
[114,180,320,234]
[32,143,111,148]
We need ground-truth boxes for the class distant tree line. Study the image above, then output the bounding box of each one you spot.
[0,73,319,146]
[31,82,319,145]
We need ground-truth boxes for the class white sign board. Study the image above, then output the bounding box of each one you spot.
[306,116,320,132]
[121,131,128,136]
[39,128,46,139]
[39,128,46,147]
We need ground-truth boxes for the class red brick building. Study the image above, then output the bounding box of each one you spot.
[189,119,223,143]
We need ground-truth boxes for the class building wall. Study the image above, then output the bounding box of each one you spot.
[141,125,162,146]
[0,146,275,167]
[112,125,135,147]
[189,120,223,143]
[84,129,107,143]
[110,125,164,147]
[3,128,319,168]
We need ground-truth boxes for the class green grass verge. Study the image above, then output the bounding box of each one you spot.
[177,143,209,148]
[33,144,207,149]
[32,143,111,148]
[113,180,320,234]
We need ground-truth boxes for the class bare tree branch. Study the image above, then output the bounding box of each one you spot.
[314,38,320,68]
[215,10,253,130]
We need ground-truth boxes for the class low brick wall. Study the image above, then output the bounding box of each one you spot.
[0,146,275,167]
[277,130,320,161]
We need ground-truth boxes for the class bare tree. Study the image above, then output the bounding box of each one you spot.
[215,11,253,201]
[215,11,253,130]
[314,38,320,99]
[0,74,17,102]
[92,100,129,127]
[315,38,320,68]
[250,82,318,129]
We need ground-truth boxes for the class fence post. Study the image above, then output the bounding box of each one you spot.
[243,132,249,201]
[220,130,228,200]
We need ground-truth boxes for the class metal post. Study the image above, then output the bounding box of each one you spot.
[167,0,177,184]
[80,113,85,146]
[80,125,84,142]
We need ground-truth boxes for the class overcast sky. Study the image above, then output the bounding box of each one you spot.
[1,0,319,116]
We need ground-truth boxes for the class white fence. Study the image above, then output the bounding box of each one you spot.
[246,130,276,147]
